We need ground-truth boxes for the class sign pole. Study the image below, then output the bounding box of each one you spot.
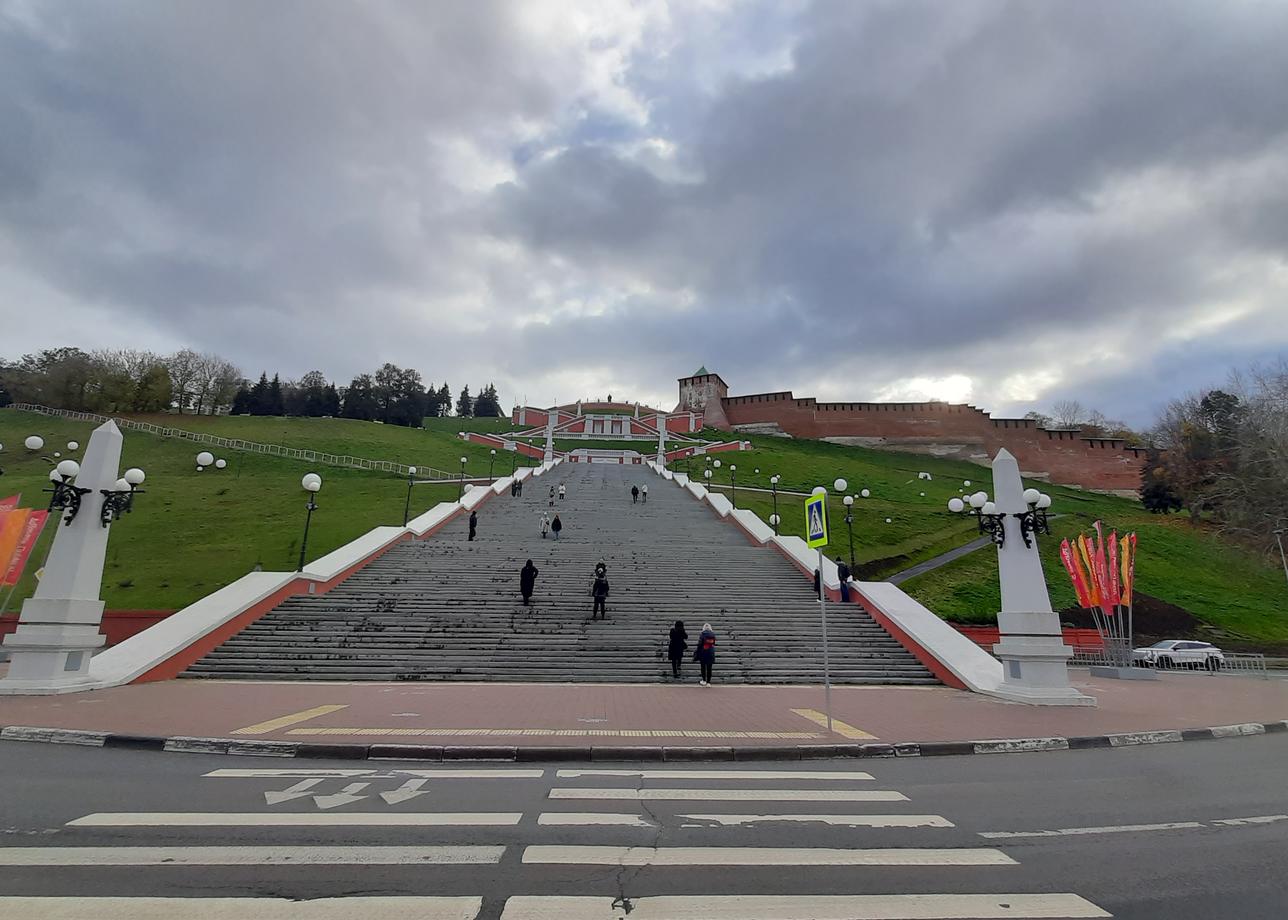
[818,546,833,733]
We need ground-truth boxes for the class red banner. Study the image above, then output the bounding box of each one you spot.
[1059,539,1094,608]
[0,509,29,580]
[1107,529,1121,608]
[0,495,20,512]
[2,510,49,586]
[1121,532,1137,607]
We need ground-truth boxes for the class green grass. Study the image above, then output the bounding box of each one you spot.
[1,411,464,612]
[5,408,1286,643]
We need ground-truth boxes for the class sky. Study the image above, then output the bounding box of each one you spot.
[2,0,1286,427]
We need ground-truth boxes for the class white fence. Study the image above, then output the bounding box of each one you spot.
[6,404,455,480]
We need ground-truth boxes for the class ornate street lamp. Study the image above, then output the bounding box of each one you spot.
[947,488,1050,548]
[100,467,146,527]
[403,466,418,526]
[770,475,781,534]
[46,460,90,526]
[459,456,467,498]
[842,495,856,570]
[769,512,780,533]
[298,473,322,571]
[489,448,497,480]
[729,464,737,508]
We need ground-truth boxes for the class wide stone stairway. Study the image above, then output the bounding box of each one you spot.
[183,464,938,684]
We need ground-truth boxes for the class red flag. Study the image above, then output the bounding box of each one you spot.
[1060,539,1094,608]
[1121,533,1137,607]
[0,495,20,512]
[2,510,49,586]
[1092,521,1114,616]
[1107,530,1121,608]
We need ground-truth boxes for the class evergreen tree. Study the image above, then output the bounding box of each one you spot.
[473,383,502,417]
[229,383,253,415]
[249,372,271,416]
[438,383,451,417]
[340,374,379,421]
[267,374,286,416]
[456,384,473,417]
[1140,449,1184,514]
[322,383,341,417]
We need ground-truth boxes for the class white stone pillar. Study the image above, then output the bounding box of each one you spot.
[988,448,1095,706]
[656,413,667,468]
[543,414,555,463]
[1,420,123,694]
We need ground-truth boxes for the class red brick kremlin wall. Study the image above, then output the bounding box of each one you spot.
[683,374,1145,493]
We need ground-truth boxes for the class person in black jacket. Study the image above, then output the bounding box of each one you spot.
[694,623,716,686]
[519,560,538,606]
[835,556,851,602]
[468,510,478,541]
[590,570,610,620]
[631,485,639,504]
[551,514,563,540]
[667,620,688,678]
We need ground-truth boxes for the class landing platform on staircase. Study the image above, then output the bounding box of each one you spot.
[3,671,1286,749]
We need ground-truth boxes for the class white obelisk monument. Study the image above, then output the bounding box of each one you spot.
[1,420,123,694]
[542,413,555,464]
[656,413,667,468]
[988,449,1095,706]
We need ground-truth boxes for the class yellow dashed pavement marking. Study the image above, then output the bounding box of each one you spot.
[790,708,878,740]
[284,728,824,739]
[230,705,350,736]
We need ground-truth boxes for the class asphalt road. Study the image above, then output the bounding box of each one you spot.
[1,735,1286,918]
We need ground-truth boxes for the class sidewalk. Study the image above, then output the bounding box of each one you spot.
[2,671,1286,750]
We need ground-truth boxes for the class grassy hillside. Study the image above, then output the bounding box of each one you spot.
[4,408,1284,644]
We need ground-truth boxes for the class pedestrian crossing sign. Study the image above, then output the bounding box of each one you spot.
[805,493,829,548]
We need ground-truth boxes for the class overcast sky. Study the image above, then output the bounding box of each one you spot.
[3,1,1286,425]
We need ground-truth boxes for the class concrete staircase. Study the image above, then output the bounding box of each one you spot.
[183,465,937,684]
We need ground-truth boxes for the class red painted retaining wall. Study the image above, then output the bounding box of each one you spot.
[1,610,174,648]
[952,624,1104,650]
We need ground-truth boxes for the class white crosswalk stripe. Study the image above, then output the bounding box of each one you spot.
[556,769,876,781]
[548,787,908,802]
[521,845,1018,866]
[67,813,523,827]
[0,846,505,866]
[0,897,483,920]
[677,813,955,828]
[499,894,1112,919]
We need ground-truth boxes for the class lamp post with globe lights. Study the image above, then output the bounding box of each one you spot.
[100,467,146,527]
[770,475,781,533]
[489,448,497,481]
[459,456,467,499]
[297,473,322,572]
[403,467,418,526]
[729,464,737,508]
[842,495,856,571]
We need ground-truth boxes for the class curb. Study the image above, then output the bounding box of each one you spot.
[3,720,1285,762]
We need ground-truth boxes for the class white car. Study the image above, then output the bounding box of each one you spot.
[1132,640,1225,670]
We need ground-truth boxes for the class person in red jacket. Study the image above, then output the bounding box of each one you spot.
[694,623,717,686]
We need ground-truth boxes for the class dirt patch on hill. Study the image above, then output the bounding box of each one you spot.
[1058,592,1288,654]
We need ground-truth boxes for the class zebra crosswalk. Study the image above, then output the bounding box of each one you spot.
[0,762,1112,919]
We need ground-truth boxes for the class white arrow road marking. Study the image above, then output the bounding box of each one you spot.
[521,846,1016,866]
[313,783,370,810]
[0,897,483,920]
[68,813,522,827]
[0,846,505,866]
[381,779,429,805]
[264,779,326,805]
[498,894,1110,919]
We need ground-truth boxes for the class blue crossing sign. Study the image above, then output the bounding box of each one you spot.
[805,492,829,548]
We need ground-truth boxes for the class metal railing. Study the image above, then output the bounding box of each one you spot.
[5,404,455,480]
[1071,642,1269,679]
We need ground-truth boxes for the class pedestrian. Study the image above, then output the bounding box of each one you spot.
[813,568,821,597]
[468,510,478,541]
[559,483,566,501]
[549,485,556,508]
[551,513,563,540]
[642,484,648,503]
[835,556,851,603]
[631,485,639,504]
[520,559,539,606]
[694,622,716,686]
[510,480,518,497]
[667,620,688,679]
[590,568,610,620]
[516,478,523,496]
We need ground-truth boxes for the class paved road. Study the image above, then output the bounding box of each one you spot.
[1,736,1286,918]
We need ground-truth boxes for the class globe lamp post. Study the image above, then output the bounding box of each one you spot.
[298,473,322,571]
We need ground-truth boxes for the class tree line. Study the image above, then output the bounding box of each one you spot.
[0,347,505,427]
[1139,360,1288,562]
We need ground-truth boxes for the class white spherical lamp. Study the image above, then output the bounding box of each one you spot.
[714,459,722,468]
[53,451,61,458]
[56,459,80,479]
[963,480,971,487]
[1022,487,1041,506]
[811,486,826,496]
[969,491,988,508]
[463,483,474,493]
[215,459,227,470]
[301,473,322,493]
[48,469,62,483]
[124,468,146,486]
[885,517,893,524]
[769,513,780,525]
[981,501,997,515]
[919,491,926,497]
[25,435,43,451]
[948,497,965,513]
[860,488,870,498]
[67,441,80,451]
[843,495,854,507]
[770,475,779,484]
[196,451,215,468]
[408,466,417,475]
[834,478,847,492]
[1037,493,1052,509]
[114,478,131,492]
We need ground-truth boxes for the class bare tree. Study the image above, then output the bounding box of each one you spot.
[1050,399,1086,429]
[165,349,201,413]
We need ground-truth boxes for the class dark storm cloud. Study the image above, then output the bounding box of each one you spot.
[2,0,1286,424]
